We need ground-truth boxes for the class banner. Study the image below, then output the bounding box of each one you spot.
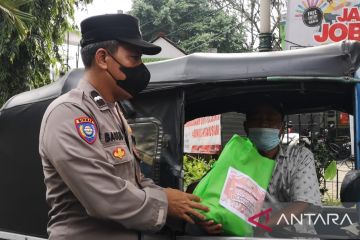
[285,0,360,49]
[184,115,221,154]
[339,112,350,125]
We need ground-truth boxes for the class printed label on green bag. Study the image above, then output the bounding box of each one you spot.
[219,167,267,226]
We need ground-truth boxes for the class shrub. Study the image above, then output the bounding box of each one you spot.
[183,154,215,190]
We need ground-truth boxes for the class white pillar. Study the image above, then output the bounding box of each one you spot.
[260,0,271,33]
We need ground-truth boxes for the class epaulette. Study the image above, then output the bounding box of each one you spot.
[90,91,107,109]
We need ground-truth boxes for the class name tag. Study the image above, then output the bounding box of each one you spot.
[104,131,124,143]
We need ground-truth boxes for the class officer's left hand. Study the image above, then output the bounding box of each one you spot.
[164,188,209,224]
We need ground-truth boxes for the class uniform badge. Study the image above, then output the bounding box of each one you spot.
[90,91,106,108]
[75,117,97,144]
[113,147,126,159]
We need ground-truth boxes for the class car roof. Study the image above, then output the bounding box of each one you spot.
[146,40,360,84]
[2,40,360,110]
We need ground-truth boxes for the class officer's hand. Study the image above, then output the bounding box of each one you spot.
[197,220,222,235]
[164,188,209,224]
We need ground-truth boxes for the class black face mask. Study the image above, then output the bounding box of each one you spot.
[107,53,150,97]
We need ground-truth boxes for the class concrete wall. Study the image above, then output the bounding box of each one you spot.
[143,38,186,59]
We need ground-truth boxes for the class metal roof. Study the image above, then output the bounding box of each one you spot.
[2,40,360,110]
[147,40,360,82]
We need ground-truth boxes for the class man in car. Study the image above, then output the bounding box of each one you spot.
[39,14,209,240]
[244,98,322,235]
[190,98,322,236]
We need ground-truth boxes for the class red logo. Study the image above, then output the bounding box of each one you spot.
[248,208,273,232]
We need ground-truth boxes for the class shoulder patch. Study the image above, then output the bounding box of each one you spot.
[75,117,97,144]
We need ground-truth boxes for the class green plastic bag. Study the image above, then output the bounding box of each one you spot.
[193,134,275,236]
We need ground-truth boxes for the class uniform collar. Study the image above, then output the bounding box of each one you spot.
[77,79,109,111]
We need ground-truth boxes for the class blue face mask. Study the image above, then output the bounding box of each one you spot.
[248,128,280,151]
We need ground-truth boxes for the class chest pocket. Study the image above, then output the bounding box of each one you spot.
[104,141,132,164]
[103,141,136,181]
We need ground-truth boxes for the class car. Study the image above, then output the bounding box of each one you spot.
[0,40,359,240]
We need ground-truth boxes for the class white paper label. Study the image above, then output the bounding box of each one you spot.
[219,167,267,225]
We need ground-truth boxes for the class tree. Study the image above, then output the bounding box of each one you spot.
[211,0,287,51]
[131,0,248,54]
[0,0,92,106]
[0,0,34,38]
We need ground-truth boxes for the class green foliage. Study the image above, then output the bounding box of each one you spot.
[209,0,287,50]
[322,192,341,206]
[324,160,337,181]
[142,57,169,63]
[0,0,34,39]
[0,0,92,107]
[183,154,215,189]
[131,0,247,53]
[313,141,336,195]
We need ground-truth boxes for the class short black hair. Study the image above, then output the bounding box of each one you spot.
[80,40,120,68]
[245,97,285,120]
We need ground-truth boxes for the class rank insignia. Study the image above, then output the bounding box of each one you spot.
[75,117,97,144]
[113,147,126,159]
[90,91,106,108]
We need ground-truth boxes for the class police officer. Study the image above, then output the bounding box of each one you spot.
[39,14,209,240]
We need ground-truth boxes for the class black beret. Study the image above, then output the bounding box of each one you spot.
[80,14,161,55]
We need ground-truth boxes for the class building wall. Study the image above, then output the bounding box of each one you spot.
[143,38,186,59]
